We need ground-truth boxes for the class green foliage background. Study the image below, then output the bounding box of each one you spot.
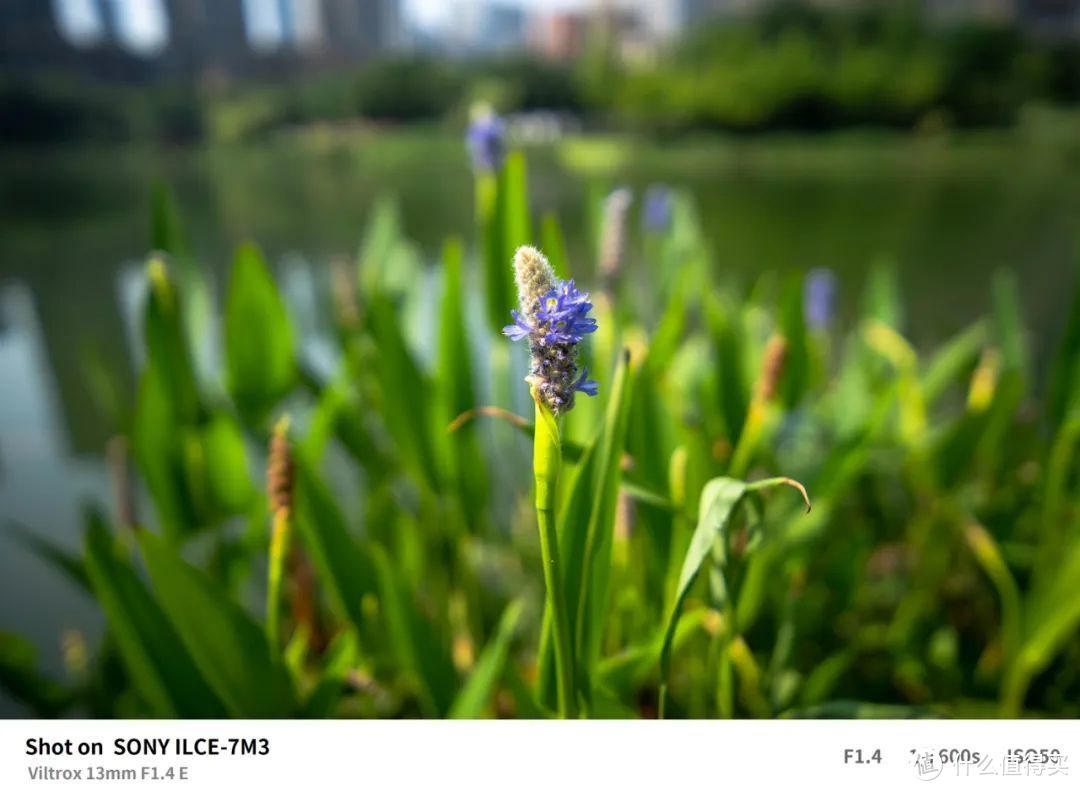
[4,5,1080,146]
[4,151,1080,719]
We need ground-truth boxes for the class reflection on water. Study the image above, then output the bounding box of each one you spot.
[2,131,1079,715]
[0,285,105,715]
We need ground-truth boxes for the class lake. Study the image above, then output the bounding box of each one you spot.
[2,127,1080,715]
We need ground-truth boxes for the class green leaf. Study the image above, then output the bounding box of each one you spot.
[649,270,693,374]
[132,363,194,542]
[478,172,510,335]
[707,295,750,444]
[778,272,809,409]
[368,293,441,491]
[0,631,72,716]
[438,237,486,525]
[135,257,208,538]
[199,413,255,514]
[1047,248,1080,428]
[963,522,1021,670]
[79,343,131,434]
[478,151,531,334]
[659,477,747,688]
[149,181,190,263]
[921,320,987,406]
[659,476,808,710]
[540,212,571,280]
[224,242,296,423]
[500,151,533,274]
[83,517,226,717]
[368,542,458,717]
[992,269,1028,377]
[1017,537,1080,690]
[575,349,635,691]
[293,455,377,634]
[597,609,714,700]
[862,259,903,330]
[449,599,524,718]
[438,238,476,420]
[296,410,444,714]
[357,198,404,297]
[303,630,360,719]
[143,258,199,424]
[138,531,296,717]
[8,521,90,595]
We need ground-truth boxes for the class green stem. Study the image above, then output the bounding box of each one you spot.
[717,599,735,718]
[266,508,291,652]
[729,400,768,478]
[1001,664,1030,719]
[533,398,577,718]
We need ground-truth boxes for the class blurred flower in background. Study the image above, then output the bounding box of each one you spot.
[466,104,506,174]
[642,184,673,234]
[599,187,632,285]
[804,267,838,330]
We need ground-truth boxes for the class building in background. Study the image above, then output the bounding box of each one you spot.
[97,0,126,45]
[532,10,590,61]
[0,0,72,66]
[0,0,155,80]
[321,0,365,56]
[164,0,248,76]
[317,0,404,58]
[1018,0,1080,36]
[0,0,403,82]
[4,0,1079,81]
[927,0,1018,24]
[412,1,528,56]
[464,2,529,54]
[265,0,403,56]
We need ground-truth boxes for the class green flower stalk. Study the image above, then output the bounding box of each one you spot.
[504,246,599,717]
[532,401,575,717]
[266,416,294,651]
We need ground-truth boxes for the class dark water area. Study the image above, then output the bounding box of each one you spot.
[2,128,1080,714]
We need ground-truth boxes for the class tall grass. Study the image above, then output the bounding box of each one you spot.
[3,155,1080,720]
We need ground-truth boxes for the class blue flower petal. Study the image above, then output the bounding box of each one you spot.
[502,310,532,341]
[574,367,599,397]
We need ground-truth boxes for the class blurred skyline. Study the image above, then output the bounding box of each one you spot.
[53,0,385,53]
[407,0,584,32]
[51,0,590,52]
[2,0,1075,88]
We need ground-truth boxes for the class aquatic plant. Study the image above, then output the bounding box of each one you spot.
[642,184,673,233]
[503,246,598,717]
[466,105,506,174]
[5,176,1080,723]
[598,187,632,289]
[804,268,838,329]
[503,246,599,414]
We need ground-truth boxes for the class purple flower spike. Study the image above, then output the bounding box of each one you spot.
[642,184,673,233]
[804,268,838,330]
[466,110,506,173]
[506,246,600,413]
